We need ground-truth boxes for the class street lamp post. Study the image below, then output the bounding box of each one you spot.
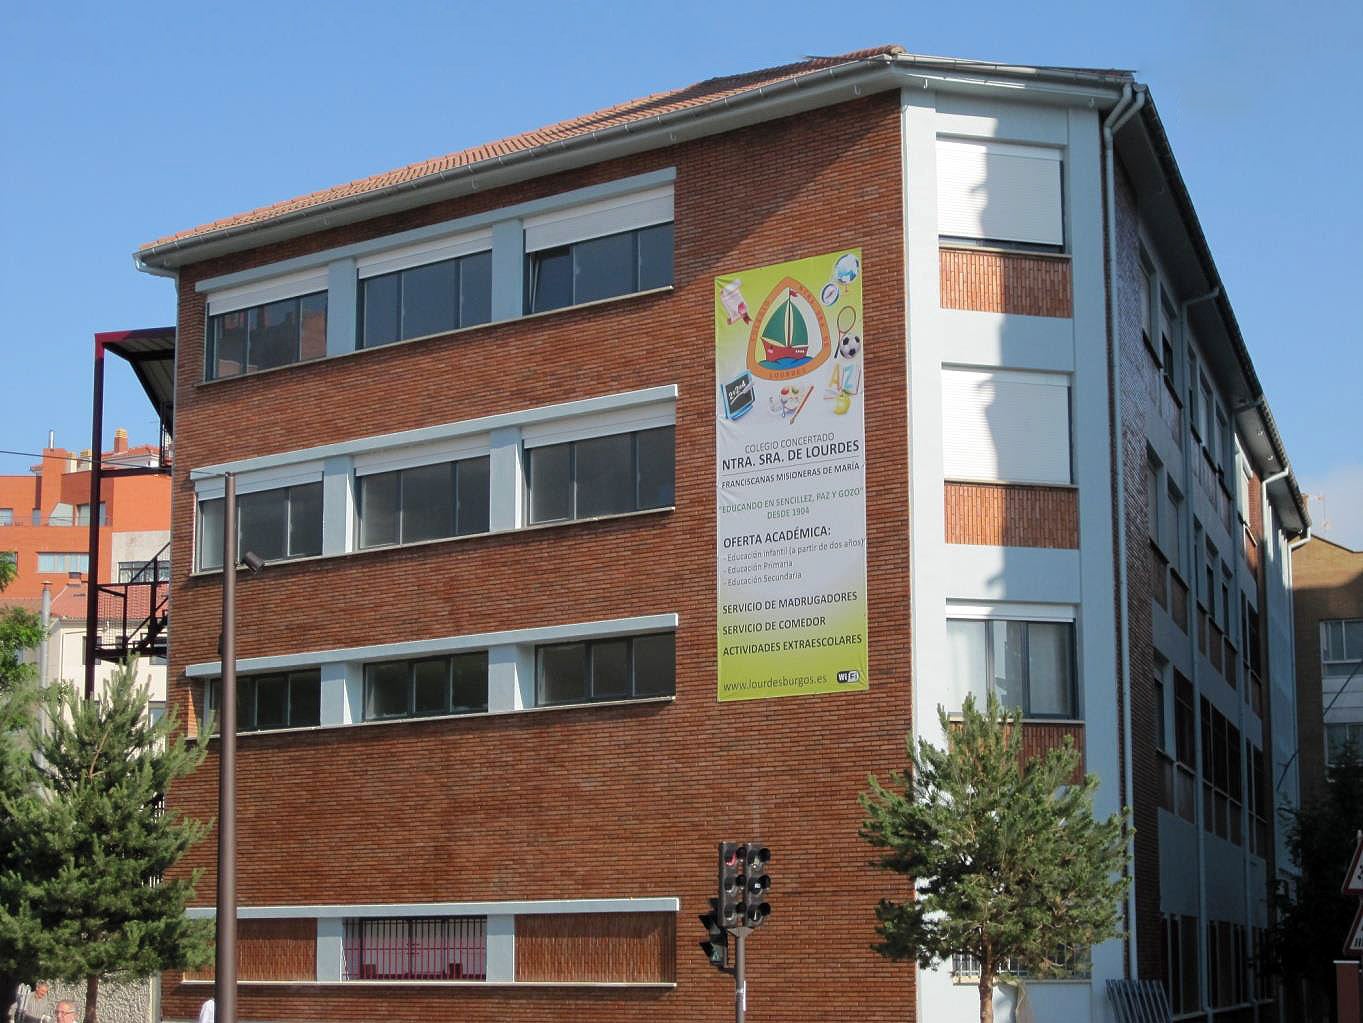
[216,471,238,1023]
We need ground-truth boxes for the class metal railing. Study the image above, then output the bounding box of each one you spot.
[342,917,487,981]
[93,541,169,663]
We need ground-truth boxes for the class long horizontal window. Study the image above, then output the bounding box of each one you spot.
[945,617,1076,718]
[207,669,321,733]
[358,457,490,549]
[38,551,90,574]
[343,917,486,981]
[527,426,674,525]
[525,223,673,315]
[207,292,327,380]
[363,652,489,721]
[536,633,675,706]
[197,483,323,571]
[360,250,492,349]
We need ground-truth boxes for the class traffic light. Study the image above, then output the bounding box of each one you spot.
[698,897,728,970]
[742,843,771,927]
[717,841,743,928]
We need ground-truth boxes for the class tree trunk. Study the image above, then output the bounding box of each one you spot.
[83,975,98,1023]
[979,967,995,1023]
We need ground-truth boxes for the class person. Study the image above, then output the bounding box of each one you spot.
[9,982,51,1023]
[52,1003,76,1023]
[196,997,214,1023]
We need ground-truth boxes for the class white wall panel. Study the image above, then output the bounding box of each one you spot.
[937,139,1063,246]
[942,368,1071,484]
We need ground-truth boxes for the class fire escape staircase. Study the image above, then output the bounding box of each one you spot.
[92,542,170,663]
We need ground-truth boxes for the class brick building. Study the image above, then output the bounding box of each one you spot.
[0,429,169,600]
[1290,536,1363,801]
[133,47,1308,1022]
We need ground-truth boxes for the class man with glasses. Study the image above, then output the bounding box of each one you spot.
[53,1004,76,1023]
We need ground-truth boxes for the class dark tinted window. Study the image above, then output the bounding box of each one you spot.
[637,223,674,292]
[401,463,455,543]
[636,426,675,510]
[459,251,493,327]
[288,482,323,558]
[238,490,287,562]
[402,260,459,340]
[198,498,224,571]
[358,457,489,549]
[361,272,401,349]
[456,457,491,536]
[538,643,586,705]
[209,669,321,732]
[528,444,572,524]
[358,472,400,548]
[536,634,675,706]
[574,434,634,518]
[526,246,572,314]
[362,654,488,721]
[206,292,327,380]
[255,674,289,730]
[528,428,675,524]
[574,232,636,304]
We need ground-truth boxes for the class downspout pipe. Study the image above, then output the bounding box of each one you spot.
[1103,80,1146,980]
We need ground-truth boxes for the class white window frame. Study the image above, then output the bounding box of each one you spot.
[205,267,330,317]
[355,229,492,281]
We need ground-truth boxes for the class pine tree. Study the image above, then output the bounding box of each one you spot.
[860,693,1130,1023]
[0,662,214,1023]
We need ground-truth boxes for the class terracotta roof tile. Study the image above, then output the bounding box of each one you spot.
[140,45,906,252]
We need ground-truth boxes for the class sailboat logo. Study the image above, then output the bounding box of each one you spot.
[747,277,832,381]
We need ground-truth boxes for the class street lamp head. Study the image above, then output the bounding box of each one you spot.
[241,551,266,575]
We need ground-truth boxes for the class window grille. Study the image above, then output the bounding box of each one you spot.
[342,916,487,981]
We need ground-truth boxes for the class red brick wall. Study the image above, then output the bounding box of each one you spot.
[1113,160,1162,981]
[943,482,1078,549]
[163,94,914,1023]
[938,247,1073,317]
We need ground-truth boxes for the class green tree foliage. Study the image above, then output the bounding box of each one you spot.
[860,693,1131,1023]
[0,552,16,592]
[1271,743,1363,1021]
[0,663,214,1023]
[0,607,44,696]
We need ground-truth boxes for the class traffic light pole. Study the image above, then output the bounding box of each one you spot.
[732,926,749,1023]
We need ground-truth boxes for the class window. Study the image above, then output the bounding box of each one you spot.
[1139,266,1154,350]
[1145,453,1162,544]
[1199,377,1214,448]
[118,559,171,583]
[1163,913,1201,1016]
[1327,722,1363,765]
[945,616,1076,718]
[197,483,323,571]
[524,222,673,314]
[37,551,89,574]
[941,369,1071,485]
[0,508,12,526]
[359,250,492,349]
[1207,919,1249,1009]
[206,292,327,380]
[1201,699,1243,845]
[343,917,486,981]
[1246,741,1269,857]
[936,139,1064,248]
[527,426,674,524]
[535,633,675,706]
[1322,619,1363,672]
[1187,353,1201,437]
[75,502,108,526]
[1163,483,1183,569]
[207,670,321,732]
[363,652,488,721]
[357,457,490,548]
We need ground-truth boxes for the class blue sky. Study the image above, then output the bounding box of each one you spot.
[2,0,1359,544]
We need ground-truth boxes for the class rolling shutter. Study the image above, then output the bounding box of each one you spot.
[942,368,1071,484]
[937,139,1064,247]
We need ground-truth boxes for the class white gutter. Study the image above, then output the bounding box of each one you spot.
[1102,80,1145,978]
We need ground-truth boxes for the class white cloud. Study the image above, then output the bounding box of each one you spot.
[1300,464,1363,551]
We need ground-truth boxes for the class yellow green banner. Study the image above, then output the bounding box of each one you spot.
[715,249,869,702]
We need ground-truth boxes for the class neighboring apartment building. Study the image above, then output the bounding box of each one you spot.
[133,47,1308,1023]
[1290,536,1363,800]
[0,429,170,600]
